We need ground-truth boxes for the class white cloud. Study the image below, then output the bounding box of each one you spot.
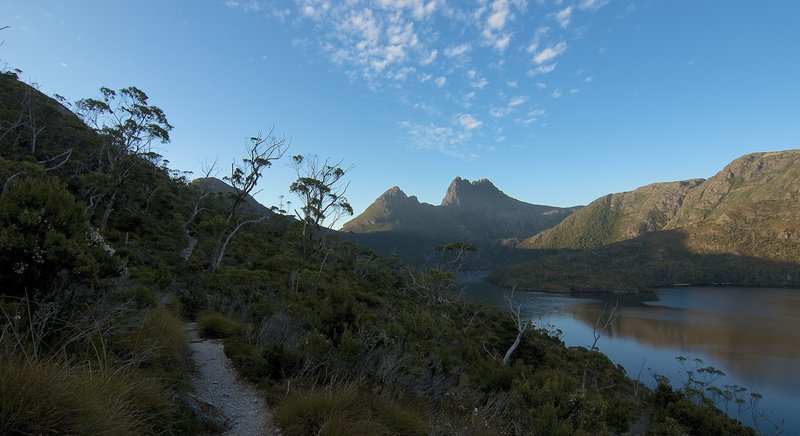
[552,88,563,98]
[377,0,438,19]
[470,77,489,89]
[434,76,447,87]
[487,0,510,30]
[420,49,437,65]
[225,0,264,12]
[444,43,471,57]
[516,109,545,126]
[481,0,514,51]
[569,88,579,95]
[400,121,475,159]
[526,26,550,54]
[490,95,527,118]
[554,6,572,28]
[490,107,511,118]
[528,63,557,75]
[585,75,593,82]
[535,82,547,89]
[457,113,482,130]
[391,66,416,80]
[578,0,609,11]
[533,41,567,64]
[507,80,518,88]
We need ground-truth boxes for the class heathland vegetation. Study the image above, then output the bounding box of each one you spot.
[0,67,765,434]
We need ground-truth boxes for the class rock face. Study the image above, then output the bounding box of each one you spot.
[441,177,513,209]
[665,151,800,229]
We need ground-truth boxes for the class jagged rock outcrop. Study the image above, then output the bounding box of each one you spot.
[343,177,579,241]
[342,177,581,266]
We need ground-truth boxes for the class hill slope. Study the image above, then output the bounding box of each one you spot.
[493,150,800,291]
[521,179,704,249]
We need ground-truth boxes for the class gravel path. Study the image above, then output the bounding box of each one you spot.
[187,323,278,435]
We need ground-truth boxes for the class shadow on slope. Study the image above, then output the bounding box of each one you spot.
[491,230,800,292]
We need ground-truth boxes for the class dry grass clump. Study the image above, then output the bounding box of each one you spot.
[197,310,245,339]
[0,358,173,435]
[274,384,427,435]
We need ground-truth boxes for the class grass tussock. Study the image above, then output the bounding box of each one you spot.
[0,358,174,435]
[197,310,245,339]
[108,307,190,383]
[274,384,427,436]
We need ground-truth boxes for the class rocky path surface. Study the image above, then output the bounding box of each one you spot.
[186,323,278,435]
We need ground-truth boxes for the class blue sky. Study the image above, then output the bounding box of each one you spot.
[2,0,799,226]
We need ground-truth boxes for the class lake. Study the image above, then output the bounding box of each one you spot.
[460,273,800,434]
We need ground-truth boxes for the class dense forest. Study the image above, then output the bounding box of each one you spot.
[0,69,765,434]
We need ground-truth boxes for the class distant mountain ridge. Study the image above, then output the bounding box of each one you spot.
[190,177,272,216]
[342,177,580,265]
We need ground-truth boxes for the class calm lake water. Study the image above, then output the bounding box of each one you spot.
[460,273,800,434]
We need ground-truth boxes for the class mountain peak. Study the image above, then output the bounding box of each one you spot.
[375,186,420,207]
[441,177,505,207]
[381,186,407,199]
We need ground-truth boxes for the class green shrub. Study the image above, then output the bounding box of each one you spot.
[197,310,245,339]
[0,165,118,301]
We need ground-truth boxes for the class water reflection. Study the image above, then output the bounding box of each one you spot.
[460,277,800,434]
[568,288,800,393]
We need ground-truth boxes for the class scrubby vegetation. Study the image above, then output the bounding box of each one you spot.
[0,69,762,434]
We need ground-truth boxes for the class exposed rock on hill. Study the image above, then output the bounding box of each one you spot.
[521,179,704,249]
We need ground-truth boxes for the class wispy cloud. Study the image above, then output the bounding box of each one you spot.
[533,41,567,64]
[444,43,471,58]
[554,6,573,28]
[400,120,477,159]
[490,95,527,118]
[237,0,600,159]
[578,0,609,11]
[224,0,264,12]
[481,0,514,51]
[456,113,482,130]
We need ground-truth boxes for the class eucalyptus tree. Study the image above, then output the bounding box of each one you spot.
[289,155,353,235]
[208,129,288,270]
[75,86,172,230]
